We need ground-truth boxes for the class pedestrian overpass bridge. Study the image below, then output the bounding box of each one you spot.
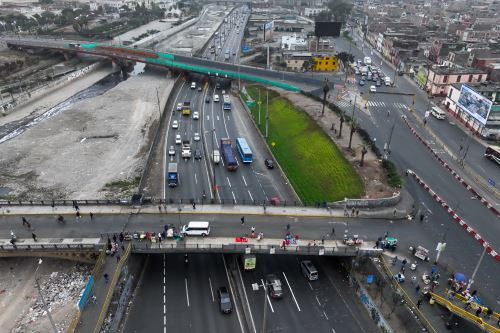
[0,236,381,262]
[3,37,323,92]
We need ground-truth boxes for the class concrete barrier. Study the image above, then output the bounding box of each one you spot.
[329,192,401,209]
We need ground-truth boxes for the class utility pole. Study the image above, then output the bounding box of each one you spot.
[383,122,395,159]
[258,88,261,126]
[211,129,216,195]
[155,87,162,118]
[265,89,269,138]
[467,246,487,290]
[321,79,330,117]
[34,259,58,333]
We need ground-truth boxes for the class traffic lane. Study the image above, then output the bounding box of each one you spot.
[358,97,500,250]
[240,255,327,333]
[123,255,163,333]
[229,95,297,203]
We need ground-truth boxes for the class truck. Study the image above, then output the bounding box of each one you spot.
[182,101,191,116]
[364,56,372,66]
[167,163,178,187]
[242,254,256,270]
[224,51,230,61]
[213,149,221,164]
[182,140,192,158]
[220,138,238,171]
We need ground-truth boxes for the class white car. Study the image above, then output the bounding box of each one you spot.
[214,94,220,102]
[172,120,179,129]
[193,112,199,120]
[194,133,200,141]
[370,85,377,93]
[168,146,175,156]
[175,134,182,145]
[176,103,183,111]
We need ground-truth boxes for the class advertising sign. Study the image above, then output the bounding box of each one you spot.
[262,21,274,41]
[314,21,342,37]
[457,85,492,125]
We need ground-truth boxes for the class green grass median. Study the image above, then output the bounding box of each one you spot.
[243,86,363,203]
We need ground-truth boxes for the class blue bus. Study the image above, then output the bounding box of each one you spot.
[236,137,253,163]
[223,95,232,110]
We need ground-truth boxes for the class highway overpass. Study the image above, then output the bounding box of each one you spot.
[2,37,326,92]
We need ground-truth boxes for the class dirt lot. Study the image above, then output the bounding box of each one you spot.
[0,70,173,199]
[0,258,91,333]
[272,87,395,199]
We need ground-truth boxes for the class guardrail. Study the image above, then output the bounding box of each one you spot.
[130,241,380,257]
[0,243,102,251]
[430,292,500,333]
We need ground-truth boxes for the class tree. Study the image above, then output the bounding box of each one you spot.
[336,51,354,64]
[326,0,353,22]
[348,119,357,149]
[360,146,368,166]
[338,114,345,138]
[38,0,53,4]
[302,60,311,71]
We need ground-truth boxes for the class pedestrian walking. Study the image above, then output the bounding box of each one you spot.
[286,223,290,231]
[116,254,121,263]
[75,205,80,211]
[400,266,405,274]
[393,208,397,217]
[91,295,97,304]
[103,273,109,283]
[90,212,94,220]
[158,205,162,213]
[374,240,380,249]
[355,209,359,217]
[76,211,81,220]
[321,237,324,245]
[250,226,255,233]
[431,265,437,274]
[158,232,162,243]
[32,233,37,242]
[51,202,55,210]
[241,216,245,225]
[476,307,482,317]
[417,299,422,309]
[415,285,421,295]
[113,234,117,243]
[384,231,389,238]
[402,258,407,267]
[72,200,76,209]
[331,227,335,237]
[420,213,425,222]
[192,202,196,210]
[26,222,31,230]
[119,232,124,243]
[22,216,28,227]
[464,298,473,309]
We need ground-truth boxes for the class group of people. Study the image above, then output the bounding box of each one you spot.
[106,233,124,259]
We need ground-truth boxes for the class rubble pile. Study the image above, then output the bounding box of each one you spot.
[14,264,90,332]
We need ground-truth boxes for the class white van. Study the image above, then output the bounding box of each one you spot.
[301,260,318,281]
[430,106,446,120]
[214,94,220,102]
[213,149,221,164]
[181,221,210,236]
[384,76,391,86]
[191,82,196,89]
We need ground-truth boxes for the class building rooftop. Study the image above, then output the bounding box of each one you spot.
[431,66,488,75]
[451,81,500,93]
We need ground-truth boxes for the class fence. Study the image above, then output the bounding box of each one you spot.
[0,243,101,251]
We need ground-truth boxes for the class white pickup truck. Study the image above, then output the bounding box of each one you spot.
[182,140,191,158]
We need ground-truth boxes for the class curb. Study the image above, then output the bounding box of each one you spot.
[401,115,500,217]
[407,169,500,262]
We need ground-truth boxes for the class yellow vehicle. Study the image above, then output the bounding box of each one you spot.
[182,101,191,116]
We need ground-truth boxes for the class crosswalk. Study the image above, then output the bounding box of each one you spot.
[335,99,409,110]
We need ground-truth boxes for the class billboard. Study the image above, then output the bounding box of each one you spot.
[262,21,274,41]
[457,85,492,125]
[314,21,342,37]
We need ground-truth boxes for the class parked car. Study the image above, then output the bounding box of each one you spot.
[266,274,283,298]
[193,112,199,120]
[172,120,179,129]
[168,146,175,156]
[217,287,232,314]
[194,149,202,159]
[194,133,200,141]
[264,159,274,169]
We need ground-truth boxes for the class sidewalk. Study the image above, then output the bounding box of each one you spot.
[75,248,122,333]
[0,195,414,220]
[382,252,499,333]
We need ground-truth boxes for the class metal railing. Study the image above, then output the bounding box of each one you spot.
[0,243,101,251]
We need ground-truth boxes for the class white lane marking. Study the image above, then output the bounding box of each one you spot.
[282,272,301,311]
[223,255,247,333]
[232,191,237,203]
[163,253,166,331]
[185,278,190,307]
[261,279,275,313]
[217,115,220,121]
[247,190,253,202]
[315,295,321,306]
[194,172,198,185]
[242,175,247,186]
[308,282,314,291]
[332,329,336,333]
[209,277,215,302]
[227,177,232,188]
[323,310,329,320]
[207,115,210,121]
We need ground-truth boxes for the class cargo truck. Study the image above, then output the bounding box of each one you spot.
[242,254,256,270]
[182,140,192,158]
[167,163,178,187]
[182,101,191,116]
[220,138,238,171]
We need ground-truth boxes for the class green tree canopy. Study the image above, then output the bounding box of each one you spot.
[326,0,353,22]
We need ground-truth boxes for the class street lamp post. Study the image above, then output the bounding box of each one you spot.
[265,89,269,138]
[252,279,269,333]
[467,246,487,290]
[321,79,330,117]
[258,88,261,126]
[34,259,58,333]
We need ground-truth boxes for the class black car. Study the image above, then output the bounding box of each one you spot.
[205,96,211,103]
[266,274,283,299]
[375,80,381,87]
[217,287,232,314]
[215,83,221,90]
[264,159,274,169]
[194,149,202,160]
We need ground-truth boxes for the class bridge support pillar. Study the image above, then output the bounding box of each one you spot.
[62,52,73,61]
